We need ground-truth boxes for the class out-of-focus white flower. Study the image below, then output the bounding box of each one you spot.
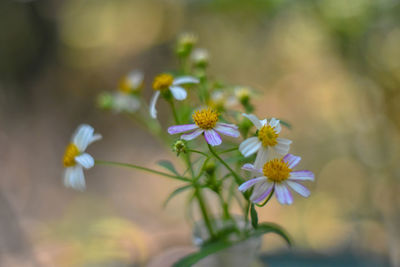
[239,154,314,205]
[118,70,144,93]
[234,86,251,104]
[239,114,292,169]
[191,48,209,67]
[62,124,102,191]
[150,74,199,119]
[208,90,236,112]
[168,108,240,146]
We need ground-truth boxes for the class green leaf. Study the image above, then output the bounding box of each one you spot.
[173,221,291,267]
[163,185,193,208]
[279,119,292,129]
[157,160,180,176]
[173,240,232,267]
[254,222,292,246]
[250,204,258,229]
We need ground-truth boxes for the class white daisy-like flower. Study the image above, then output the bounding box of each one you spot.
[149,73,199,118]
[239,114,292,169]
[191,48,209,66]
[62,124,102,191]
[238,154,315,205]
[118,70,144,93]
[168,108,240,146]
[111,71,143,113]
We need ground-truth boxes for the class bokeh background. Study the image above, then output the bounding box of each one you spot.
[1,0,400,266]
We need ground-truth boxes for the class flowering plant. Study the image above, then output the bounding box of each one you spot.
[64,33,315,266]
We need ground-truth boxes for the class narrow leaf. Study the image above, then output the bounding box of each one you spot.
[173,240,232,267]
[157,160,180,176]
[250,204,258,229]
[163,185,193,208]
[254,222,292,246]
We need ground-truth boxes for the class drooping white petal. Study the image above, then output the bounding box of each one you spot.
[289,170,315,181]
[239,137,261,157]
[214,123,240,138]
[286,181,310,197]
[172,76,199,85]
[149,91,160,119]
[75,153,95,169]
[204,129,222,146]
[238,176,266,192]
[283,154,301,168]
[275,183,293,205]
[242,114,262,129]
[273,142,290,156]
[181,128,204,140]
[169,86,187,100]
[64,165,85,191]
[254,147,269,169]
[72,124,94,151]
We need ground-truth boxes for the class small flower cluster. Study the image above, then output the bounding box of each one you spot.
[62,34,315,253]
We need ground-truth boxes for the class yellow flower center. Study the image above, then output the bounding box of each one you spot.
[258,125,278,147]
[63,143,80,167]
[152,74,173,91]
[118,76,132,94]
[263,158,292,183]
[192,108,219,130]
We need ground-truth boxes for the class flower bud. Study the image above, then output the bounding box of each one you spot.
[191,48,209,68]
[176,33,197,58]
[97,92,113,110]
[172,140,187,156]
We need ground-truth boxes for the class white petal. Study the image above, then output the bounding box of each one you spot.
[214,123,240,138]
[149,91,160,119]
[64,166,85,191]
[72,124,95,151]
[204,129,222,146]
[276,138,292,145]
[75,153,95,169]
[172,76,199,85]
[127,70,144,88]
[238,176,266,192]
[169,86,187,100]
[273,142,290,156]
[286,181,310,197]
[283,154,301,168]
[241,163,263,174]
[250,181,272,202]
[289,170,315,181]
[275,184,293,205]
[242,114,262,129]
[181,128,204,140]
[239,137,261,157]
[254,147,269,169]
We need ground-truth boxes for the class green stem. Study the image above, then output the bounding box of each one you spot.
[169,100,180,124]
[187,149,209,158]
[195,187,216,239]
[218,147,238,155]
[95,160,191,182]
[207,144,244,185]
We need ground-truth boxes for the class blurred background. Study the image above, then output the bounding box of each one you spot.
[1,0,399,266]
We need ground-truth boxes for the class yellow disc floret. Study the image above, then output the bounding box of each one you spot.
[193,108,219,130]
[152,74,173,91]
[118,76,132,94]
[263,159,291,183]
[258,125,278,147]
[63,143,80,167]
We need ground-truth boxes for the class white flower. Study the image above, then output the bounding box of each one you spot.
[191,48,209,66]
[239,114,292,169]
[118,70,144,93]
[62,124,102,191]
[112,92,141,113]
[150,74,199,118]
[239,154,315,205]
